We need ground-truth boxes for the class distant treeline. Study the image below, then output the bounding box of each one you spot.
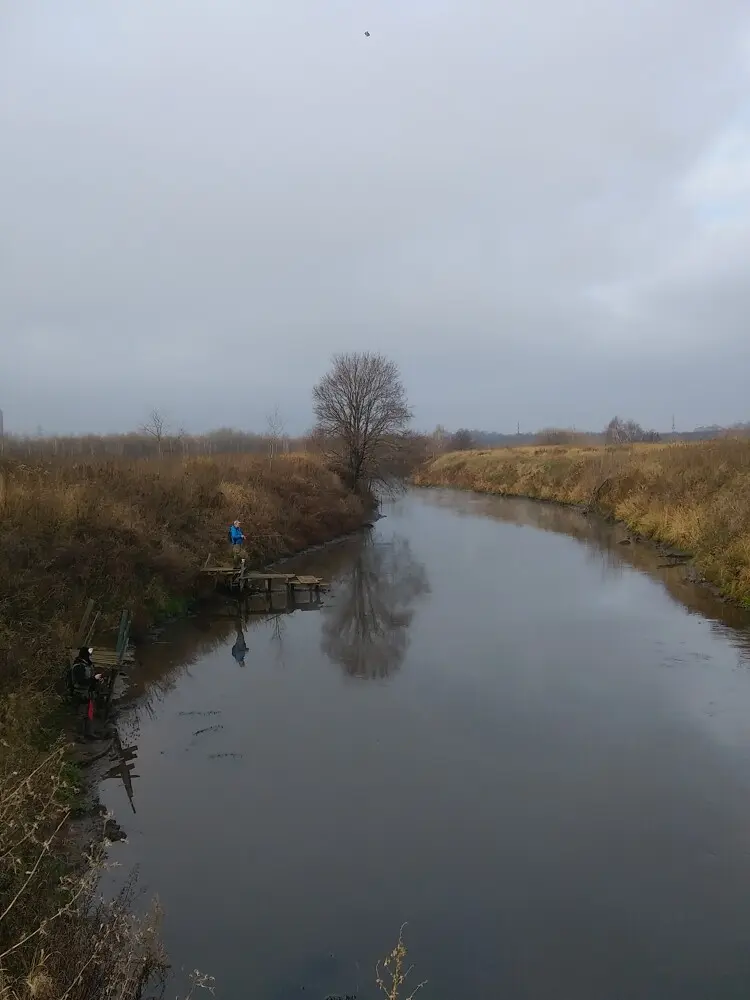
[445,420,750,450]
[1,419,748,462]
[0,427,306,460]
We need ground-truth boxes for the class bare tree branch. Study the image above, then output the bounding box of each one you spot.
[449,428,474,451]
[140,409,169,456]
[266,406,285,464]
[312,352,412,495]
[605,415,661,444]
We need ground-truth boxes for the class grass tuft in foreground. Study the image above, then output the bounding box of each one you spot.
[377,926,426,1000]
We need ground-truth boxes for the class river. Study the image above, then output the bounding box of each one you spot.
[99,488,750,1000]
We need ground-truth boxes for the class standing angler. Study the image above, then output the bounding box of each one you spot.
[228,519,245,564]
[68,647,104,740]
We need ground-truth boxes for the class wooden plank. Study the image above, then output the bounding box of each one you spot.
[198,566,329,593]
[200,567,298,580]
[74,599,96,648]
[83,610,100,648]
[244,572,296,581]
[115,610,130,662]
[93,652,121,664]
[69,649,131,667]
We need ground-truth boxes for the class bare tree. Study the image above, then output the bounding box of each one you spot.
[605,416,634,444]
[140,409,168,456]
[176,426,189,457]
[426,424,448,460]
[449,428,474,451]
[266,405,285,464]
[605,416,661,445]
[536,427,585,446]
[312,352,412,494]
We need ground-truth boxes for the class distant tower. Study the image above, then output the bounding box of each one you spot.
[517,421,520,436]
[672,414,675,434]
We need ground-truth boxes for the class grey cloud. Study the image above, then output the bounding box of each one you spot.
[1,0,749,434]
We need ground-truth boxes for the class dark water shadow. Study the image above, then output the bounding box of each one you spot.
[105,592,330,805]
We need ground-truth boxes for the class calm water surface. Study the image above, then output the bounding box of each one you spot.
[100,489,750,1000]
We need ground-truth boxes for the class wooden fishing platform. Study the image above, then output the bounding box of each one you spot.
[68,601,134,674]
[200,558,327,598]
[68,599,134,753]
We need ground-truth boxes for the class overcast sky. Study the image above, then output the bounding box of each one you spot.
[2,1,750,436]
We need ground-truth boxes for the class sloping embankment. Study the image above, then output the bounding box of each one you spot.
[0,451,363,694]
[413,440,750,606]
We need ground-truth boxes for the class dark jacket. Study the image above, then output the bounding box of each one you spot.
[70,648,96,697]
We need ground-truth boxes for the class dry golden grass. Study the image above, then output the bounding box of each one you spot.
[413,438,750,606]
[0,451,363,692]
[0,450,364,999]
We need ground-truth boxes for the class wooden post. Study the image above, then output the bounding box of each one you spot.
[115,610,130,663]
[84,611,100,648]
[74,599,96,649]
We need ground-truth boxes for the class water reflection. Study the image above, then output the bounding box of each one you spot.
[420,488,750,661]
[231,621,248,666]
[114,602,291,730]
[320,535,430,679]
[98,494,750,999]
[101,729,140,814]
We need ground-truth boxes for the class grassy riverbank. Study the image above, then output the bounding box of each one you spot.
[413,438,750,606]
[0,451,364,999]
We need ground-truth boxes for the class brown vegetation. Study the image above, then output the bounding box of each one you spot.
[604,415,661,444]
[0,451,363,692]
[534,427,595,446]
[0,426,306,462]
[0,450,363,998]
[448,429,474,451]
[413,438,750,606]
[0,742,169,1000]
[377,927,425,1000]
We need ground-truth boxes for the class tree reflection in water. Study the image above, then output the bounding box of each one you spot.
[321,534,430,679]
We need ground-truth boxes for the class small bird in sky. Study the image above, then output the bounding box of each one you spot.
[364,30,370,37]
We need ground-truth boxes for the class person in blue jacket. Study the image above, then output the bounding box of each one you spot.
[228,520,245,563]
